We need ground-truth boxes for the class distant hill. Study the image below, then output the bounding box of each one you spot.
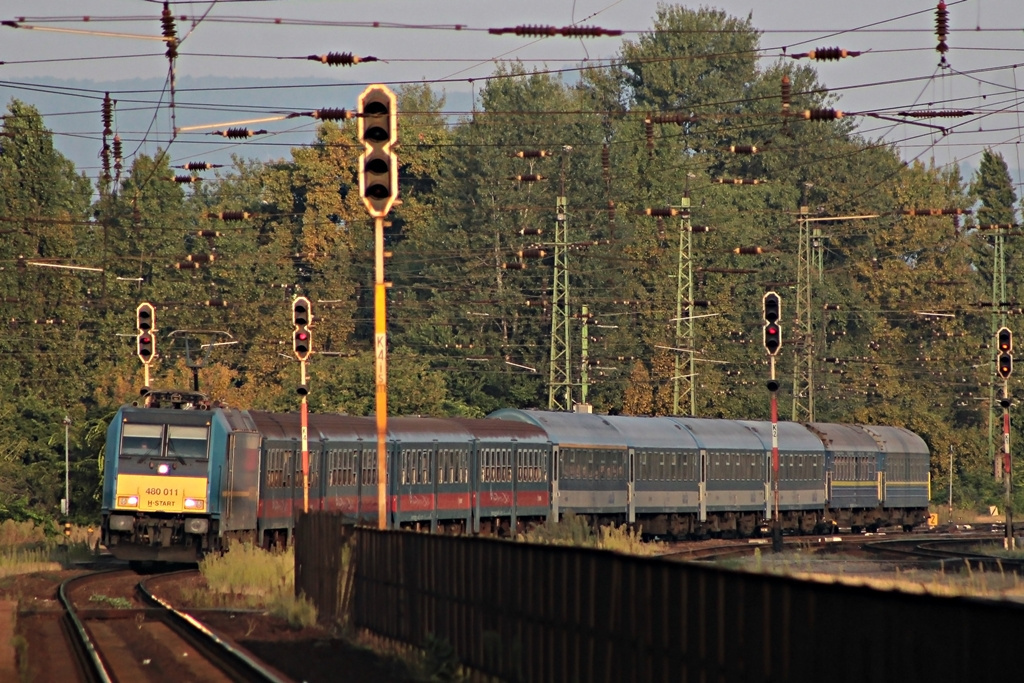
[0,75,474,178]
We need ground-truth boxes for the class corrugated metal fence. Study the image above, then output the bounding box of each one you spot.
[296,513,1023,683]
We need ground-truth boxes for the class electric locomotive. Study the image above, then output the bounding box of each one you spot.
[101,391,259,562]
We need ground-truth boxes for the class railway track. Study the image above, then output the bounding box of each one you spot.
[59,568,289,683]
[863,533,1024,573]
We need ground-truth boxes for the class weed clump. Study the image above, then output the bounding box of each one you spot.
[520,512,663,555]
[196,542,317,628]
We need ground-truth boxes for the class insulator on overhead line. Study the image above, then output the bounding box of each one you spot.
[209,211,251,221]
[515,150,549,158]
[512,174,544,182]
[643,208,679,217]
[900,207,969,216]
[716,178,762,185]
[976,223,1016,230]
[690,225,712,233]
[519,227,543,235]
[935,2,949,56]
[898,109,973,118]
[780,76,791,114]
[186,253,215,263]
[160,3,177,38]
[101,144,111,182]
[196,230,221,237]
[801,109,843,120]
[316,108,357,121]
[733,246,765,255]
[205,299,229,307]
[112,136,122,172]
[172,175,198,184]
[177,162,223,171]
[102,93,114,135]
[689,300,711,307]
[730,145,758,154]
[614,300,641,305]
[791,47,862,60]
[487,25,623,37]
[645,117,654,152]
[823,304,841,310]
[649,113,700,125]
[607,200,615,221]
[211,128,268,138]
[518,248,546,259]
[173,262,202,270]
[601,144,610,172]
[502,262,527,270]
[524,299,549,307]
[308,52,379,66]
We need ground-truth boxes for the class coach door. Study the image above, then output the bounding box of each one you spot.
[551,445,560,522]
[698,449,708,522]
[627,447,636,524]
[223,431,260,535]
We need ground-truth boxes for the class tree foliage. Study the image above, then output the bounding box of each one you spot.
[1,5,1018,521]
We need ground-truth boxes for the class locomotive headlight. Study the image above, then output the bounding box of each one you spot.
[157,463,170,474]
[183,498,206,510]
[117,495,139,507]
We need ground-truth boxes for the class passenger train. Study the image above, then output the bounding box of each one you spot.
[100,390,931,562]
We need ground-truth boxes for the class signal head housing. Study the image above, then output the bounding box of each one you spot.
[762,291,781,324]
[998,326,1013,353]
[357,85,398,218]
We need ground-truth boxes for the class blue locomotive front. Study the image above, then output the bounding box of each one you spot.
[101,392,260,562]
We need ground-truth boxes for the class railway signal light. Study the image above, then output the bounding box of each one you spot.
[998,353,1013,380]
[358,85,398,218]
[136,302,156,364]
[136,302,154,332]
[762,292,780,324]
[998,327,1013,353]
[292,296,312,362]
[762,292,782,356]
[764,323,782,356]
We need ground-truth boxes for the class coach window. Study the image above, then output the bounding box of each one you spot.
[308,450,320,488]
[282,450,293,487]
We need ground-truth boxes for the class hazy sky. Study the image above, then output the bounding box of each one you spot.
[2,0,1022,184]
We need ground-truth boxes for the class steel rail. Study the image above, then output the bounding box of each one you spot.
[137,571,291,683]
[57,572,116,683]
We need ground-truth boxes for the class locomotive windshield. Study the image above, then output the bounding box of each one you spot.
[167,425,209,459]
[119,423,210,459]
[120,424,162,458]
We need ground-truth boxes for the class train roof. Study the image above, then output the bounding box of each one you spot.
[666,417,767,451]
[248,411,376,442]
[387,417,475,444]
[737,420,825,453]
[448,417,550,442]
[599,415,701,450]
[858,425,929,455]
[804,422,882,453]
[487,409,628,448]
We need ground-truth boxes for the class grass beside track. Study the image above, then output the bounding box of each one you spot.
[191,543,317,628]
